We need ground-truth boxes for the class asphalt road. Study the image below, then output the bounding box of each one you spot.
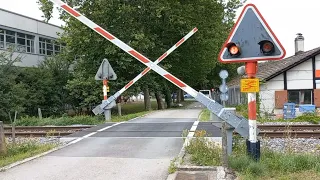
[0,102,221,180]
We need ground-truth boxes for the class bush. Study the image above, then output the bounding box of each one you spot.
[185,130,221,166]
[292,113,320,124]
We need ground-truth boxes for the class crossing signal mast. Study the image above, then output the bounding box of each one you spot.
[219,4,286,160]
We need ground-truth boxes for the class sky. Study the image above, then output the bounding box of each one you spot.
[1,0,320,57]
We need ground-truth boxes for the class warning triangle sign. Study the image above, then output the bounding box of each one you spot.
[219,4,286,63]
[95,58,117,80]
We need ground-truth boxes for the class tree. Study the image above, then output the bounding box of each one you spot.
[37,0,245,111]
[0,50,27,121]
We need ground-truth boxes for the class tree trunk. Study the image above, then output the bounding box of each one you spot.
[176,89,181,103]
[155,91,164,110]
[143,87,152,111]
[165,89,172,108]
[180,89,185,102]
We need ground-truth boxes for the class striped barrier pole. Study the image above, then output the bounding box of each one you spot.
[103,79,108,100]
[245,62,260,161]
[112,28,197,101]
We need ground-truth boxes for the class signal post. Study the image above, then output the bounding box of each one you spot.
[218,4,286,160]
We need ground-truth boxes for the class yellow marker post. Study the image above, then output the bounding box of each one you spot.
[240,78,259,93]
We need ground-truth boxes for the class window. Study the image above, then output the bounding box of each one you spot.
[288,90,312,105]
[6,30,15,49]
[39,37,63,55]
[0,28,35,53]
[0,28,4,49]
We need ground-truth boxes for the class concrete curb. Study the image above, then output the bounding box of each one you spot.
[0,113,152,172]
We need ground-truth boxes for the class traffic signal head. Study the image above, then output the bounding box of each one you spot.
[226,42,241,57]
[259,40,275,55]
[218,4,286,63]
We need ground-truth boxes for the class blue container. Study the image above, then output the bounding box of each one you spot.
[299,105,316,113]
[283,103,296,119]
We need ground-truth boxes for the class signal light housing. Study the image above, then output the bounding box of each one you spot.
[226,42,241,57]
[259,40,275,55]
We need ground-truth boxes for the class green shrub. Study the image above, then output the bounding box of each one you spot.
[185,130,221,166]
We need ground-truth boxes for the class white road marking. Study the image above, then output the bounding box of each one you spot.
[83,132,97,138]
[67,122,125,144]
[190,125,197,132]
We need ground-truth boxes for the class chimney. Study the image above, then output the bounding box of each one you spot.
[295,33,304,55]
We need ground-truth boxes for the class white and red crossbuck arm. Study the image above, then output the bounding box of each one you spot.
[111,28,197,102]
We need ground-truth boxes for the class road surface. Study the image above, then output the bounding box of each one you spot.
[0,102,220,180]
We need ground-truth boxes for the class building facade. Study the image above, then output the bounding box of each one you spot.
[227,34,320,118]
[0,8,63,67]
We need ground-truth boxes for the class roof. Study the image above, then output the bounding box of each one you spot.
[228,47,320,87]
[0,8,62,29]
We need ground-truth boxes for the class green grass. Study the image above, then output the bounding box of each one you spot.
[229,139,320,179]
[16,111,150,126]
[0,141,57,168]
[184,131,320,179]
[199,109,210,122]
[184,130,222,166]
[168,158,177,174]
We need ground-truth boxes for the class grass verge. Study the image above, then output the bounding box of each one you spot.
[0,140,57,168]
[183,131,320,179]
[184,130,221,166]
[199,109,210,122]
[16,111,150,126]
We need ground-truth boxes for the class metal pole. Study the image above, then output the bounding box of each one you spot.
[245,62,260,161]
[221,122,228,167]
[103,79,111,121]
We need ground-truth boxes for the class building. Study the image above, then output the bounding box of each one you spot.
[228,33,320,118]
[0,8,63,67]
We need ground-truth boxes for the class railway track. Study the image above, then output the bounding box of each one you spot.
[257,124,320,138]
[3,125,94,137]
[3,124,320,138]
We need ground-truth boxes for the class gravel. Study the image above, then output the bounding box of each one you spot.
[255,121,320,153]
[261,138,320,154]
[5,137,66,146]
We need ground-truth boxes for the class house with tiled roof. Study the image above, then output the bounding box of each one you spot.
[227,34,320,117]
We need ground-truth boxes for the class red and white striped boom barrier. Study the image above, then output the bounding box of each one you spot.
[107,27,197,104]
[50,0,254,138]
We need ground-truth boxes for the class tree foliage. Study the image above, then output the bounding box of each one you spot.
[0,0,247,120]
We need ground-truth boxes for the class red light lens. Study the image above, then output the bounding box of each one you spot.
[229,45,239,55]
[262,42,274,53]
